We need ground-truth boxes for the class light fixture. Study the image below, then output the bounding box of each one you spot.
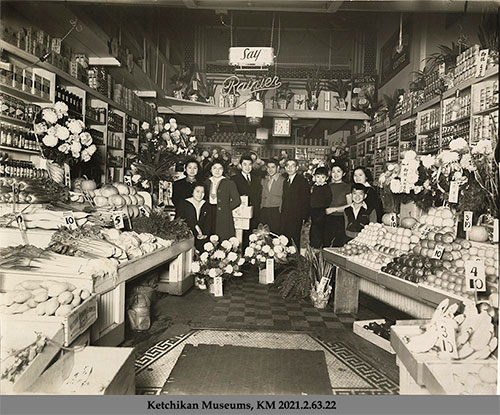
[395,13,404,54]
[246,96,263,126]
[451,89,461,113]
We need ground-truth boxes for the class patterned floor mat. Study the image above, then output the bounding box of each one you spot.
[135,329,399,395]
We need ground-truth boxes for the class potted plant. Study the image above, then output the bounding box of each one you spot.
[326,78,350,111]
[478,13,499,66]
[308,247,335,309]
[306,68,323,110]
[274,249,313,301]
[273,82,294,109]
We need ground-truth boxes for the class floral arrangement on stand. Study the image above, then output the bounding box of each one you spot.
[244,225,296,268]
[33,102,96,183]
[131,117,198,198]
[191,235,245,293]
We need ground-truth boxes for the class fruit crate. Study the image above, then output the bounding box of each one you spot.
[353,319,395,354]
[0,294,97,346]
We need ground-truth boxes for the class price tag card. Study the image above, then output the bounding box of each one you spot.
[465,259,486,292]
[448,180,459,203]
[15,213,27,231]
[437,319,459,359]
[64,163,71,188]
[213,276,223,297]
[124,175,132,186]
[463,211,473,231]
[139,206,149,217]
[62,211,78,230]
[420,225,433,239]
[266,258,275,284]
[112,212,125,229]
[475,49,489,78]
[192,80,198,91]
[432,244,445,259]
[38,158,47,169]
[389,213,398,228]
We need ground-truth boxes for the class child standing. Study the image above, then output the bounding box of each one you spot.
[309,167,332,249]
[344,183,377,242]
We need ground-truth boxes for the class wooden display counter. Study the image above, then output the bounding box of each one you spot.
[323,248,465,318]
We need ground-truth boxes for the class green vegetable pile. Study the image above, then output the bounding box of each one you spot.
[133,210,192,243]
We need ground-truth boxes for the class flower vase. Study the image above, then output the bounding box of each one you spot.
[259,258,274,285]
[46,160,65,184]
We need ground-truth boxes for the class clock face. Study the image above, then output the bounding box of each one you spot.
[273,118,291,137]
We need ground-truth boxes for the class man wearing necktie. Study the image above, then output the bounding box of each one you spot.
[260,158,284,234]
[231,154,262,248]
[280,159,310,251]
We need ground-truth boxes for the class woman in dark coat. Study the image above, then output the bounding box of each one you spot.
[204,161,241,241]
[175,183,212,251]
[172,159,200,213]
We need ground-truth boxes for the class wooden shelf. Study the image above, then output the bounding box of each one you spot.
[473,105,499,116]
[0,145,39,154]
[418,125,440,135]
[442,67,499,99]
[107,146,124,151]
[0,82,51,104]
[0,114,31,128]
[0,40,145,121]
[442,114,471,127]
[414,96,441,113]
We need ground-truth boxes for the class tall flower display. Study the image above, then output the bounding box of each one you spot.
[191,235,245,288]
[244,224,296,268]
[33,102,96,181]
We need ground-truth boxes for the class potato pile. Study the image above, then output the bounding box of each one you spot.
[0,280,91,317]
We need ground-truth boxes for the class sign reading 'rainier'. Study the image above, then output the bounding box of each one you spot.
[229,47,275,67]
[222,75,282,96]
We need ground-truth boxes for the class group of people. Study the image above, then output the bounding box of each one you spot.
[172,155,384,252]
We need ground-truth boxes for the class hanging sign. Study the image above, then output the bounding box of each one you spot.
[465,259,486,292]
[64,163,71,188]
[221,75,282,97]
[229,47,274,67]
[475,49,489,78]
[448,180,460,203]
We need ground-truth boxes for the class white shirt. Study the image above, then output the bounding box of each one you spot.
[242,172,251,183]
[287,173,297,184]
[349,201,368,219]
[267,173,278,191]
[187,198,205,221]
[209,176,224,204]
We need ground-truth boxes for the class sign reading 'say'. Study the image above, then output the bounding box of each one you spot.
[229,47,274,67]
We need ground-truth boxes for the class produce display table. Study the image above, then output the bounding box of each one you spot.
[323,248,465,318]
[390,323,497,394]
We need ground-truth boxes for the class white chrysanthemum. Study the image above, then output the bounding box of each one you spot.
[403,150,417,161]
[414,185,423,195]
[460,153,476,171]
[287,246,296,255]
[279,235,288,245]
[273,245,284,254]
[379,173,386,186]
[387,164,395,171]
[268,250,275,257]
[189,136,197,143]
[420,154,436,169]
[81,149,91,162]
[58,143,70,153]
[87,144,96,155]
[262,245,271,254]
[191,262,200,273]
[210,235,219,244]
[224,265,234,274]
[42,134,58,147]
[55,125,70,141]
[141,122,150,130]
[181,127,191,135]
[390,178,402,193]
[67,119,84,135]
[254,244,261,251]
[245,247,254,257]
[249,234,258,242]
[208,268,218,278]
[200,252,209,262]
[238,258,245,266]
[472,139,493,155]
[42,108,58,124]
[234,271,243,277]
[221,240,232,250]
[229,237,239,248]
[214,249,225,260]
[169,118,176,124]
[34,122,48,135]
[227,252,238,262]
[53,101,68,118]
[250,258,256,265]
[71,141,82,154]
[259,256,266,262]
[439,150,459,164]
[272,238,280,246]
[79,132,93,146]
[204,242,214,251]
[449,137,468,151]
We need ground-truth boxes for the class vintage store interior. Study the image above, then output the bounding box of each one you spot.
[0,0,499,396]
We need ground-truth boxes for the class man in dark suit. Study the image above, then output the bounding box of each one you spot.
[280,159,310,251]
[231,154,262,248]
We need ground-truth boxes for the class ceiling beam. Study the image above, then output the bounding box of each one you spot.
[183,0,198,8]
[326,0,343,13]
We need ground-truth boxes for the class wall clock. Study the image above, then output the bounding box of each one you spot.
[272,118,291,137]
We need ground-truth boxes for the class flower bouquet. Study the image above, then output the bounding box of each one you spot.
[244,224,296,284]
[131,117,198,200]
[33,102,96,183]
[191,235,245,296]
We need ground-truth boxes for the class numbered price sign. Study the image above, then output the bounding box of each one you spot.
[463,211,473,232]
[124,175,132,186]
[389,213,398,228]
[62,211,78,230]
[139,206,149,217]
[112,212,125,229]
[437,320,458,359]
[493,219,499,243]
[420,225,433,239]
[448,180,460,204]
[432,244,445,260]
[465,259,486,292]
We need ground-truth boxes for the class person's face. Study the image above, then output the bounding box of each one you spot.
[241,159,253,174]
[351,189,366,204]
[185,162,198,178]
[285,161,298,176]
[331,166,344,183]
[192,186,205,201]
[211,163,224,178]
[315,174,327,185]
[266,163,278,176]
[353,169,367,184]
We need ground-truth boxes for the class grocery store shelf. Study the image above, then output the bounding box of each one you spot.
[473,105,499,116]
[443,67,499,99]
[85,117,106,126]
[0,114,31,128]
[0,82,51,104]
[198,140,329,149]
[442,114,471,127]
[418,125,440,135]
[0,145,39,154]
[107,146,124,151]
[413,96,441,113]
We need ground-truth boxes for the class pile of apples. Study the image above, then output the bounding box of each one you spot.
[337,243,370,257]
[352,223,386,247]
[374,226,420,255]
[418,206,456,229]
[353,251,392,269]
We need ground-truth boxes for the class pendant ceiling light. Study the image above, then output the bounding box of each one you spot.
[395,13,404,54]
[246,97,264,126]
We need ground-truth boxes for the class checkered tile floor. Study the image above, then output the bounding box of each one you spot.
[206,272,362,330]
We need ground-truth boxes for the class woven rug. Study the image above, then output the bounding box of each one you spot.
[135,329,399,395]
